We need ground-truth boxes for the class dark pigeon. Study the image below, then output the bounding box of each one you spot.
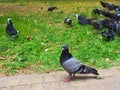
[91,20,104,30]
[102,20,120,33]
[108,23,116,31]
[75,14,85,20]
[100,19,115,29]
[103,19,116,30]
[115,7,120,18]
[60,44,99,82]
[101,10,111,17]
[47,6,57,12]
[93,8,120,21]
[115,21,120,35]
[6,18,19,40]
[100,1,119,10]
[76,14,88,25]
[93,8,101,15]
[100,1,108,8]
[75,14,96,25]
[91,19,115,30]
[116,7,120,12]
[64,18,72,27]
[101,10,120,21]
[115,8,120,21]
[101,29,115,41]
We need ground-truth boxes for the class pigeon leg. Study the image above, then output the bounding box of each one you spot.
[64,74,75,82]
[68,24,72,28]
[72,73,76,79]
[64,74,73,82]
[64,77,72,82]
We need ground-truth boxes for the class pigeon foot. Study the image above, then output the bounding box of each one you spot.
[64,77,72,82]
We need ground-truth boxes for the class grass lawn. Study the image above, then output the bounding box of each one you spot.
[0,0,120,76]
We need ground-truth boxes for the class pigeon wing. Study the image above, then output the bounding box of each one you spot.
[62,57,82,74]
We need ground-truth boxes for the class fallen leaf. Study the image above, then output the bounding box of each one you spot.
[0,56,6,60]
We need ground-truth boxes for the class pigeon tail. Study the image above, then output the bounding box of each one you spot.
[87,67,99,75]
[93,8,101,15]
[77,65,99,75]
[87,18,96,24]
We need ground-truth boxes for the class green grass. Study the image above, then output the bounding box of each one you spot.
[0,0,120,75]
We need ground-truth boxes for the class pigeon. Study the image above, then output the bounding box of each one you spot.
[47,6,57,12]
[101,29,115,41]
[115,7,120,18]
[93,8,101,15]
[100,19,114,29]
[101,10,111,17]
[6,18,19,40]
[92,9,113,18]
[100,1,108,8]
[101,20,120,33]
[100,1,119,11]
[64,18,72,27]
[91,19,115,30]
[75,14,85,20]
[116,7,120,12]
[115,8,120,21]
[103,19,116,30]
[115,21,120,35]
[101,10,120,21]
[76,14,87,25]
[91,20,104,30]
[93,8,120,21]
[75,14,96,25]
[60,44,99,82]
[108,23,116,31]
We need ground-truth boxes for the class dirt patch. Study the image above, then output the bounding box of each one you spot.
[0,4,28,12]
[0,3,47,13]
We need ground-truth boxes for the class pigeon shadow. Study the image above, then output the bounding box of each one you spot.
[72,74,102,81]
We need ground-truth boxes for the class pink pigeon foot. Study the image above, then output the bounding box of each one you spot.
[64,77,72,82]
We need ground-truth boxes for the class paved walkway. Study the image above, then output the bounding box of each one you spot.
[0,67,120,90]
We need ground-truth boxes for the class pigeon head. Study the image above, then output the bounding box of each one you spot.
[75,14,83,20]
[7,18,12,24]
[116,7,120,11]
[64,18,72,25]
[75,14,79,18]
[62,44,68,51]
[60,44,73,64]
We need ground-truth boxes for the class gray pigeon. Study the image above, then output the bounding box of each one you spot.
[60,44,99,82]
[6,18,19,40]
